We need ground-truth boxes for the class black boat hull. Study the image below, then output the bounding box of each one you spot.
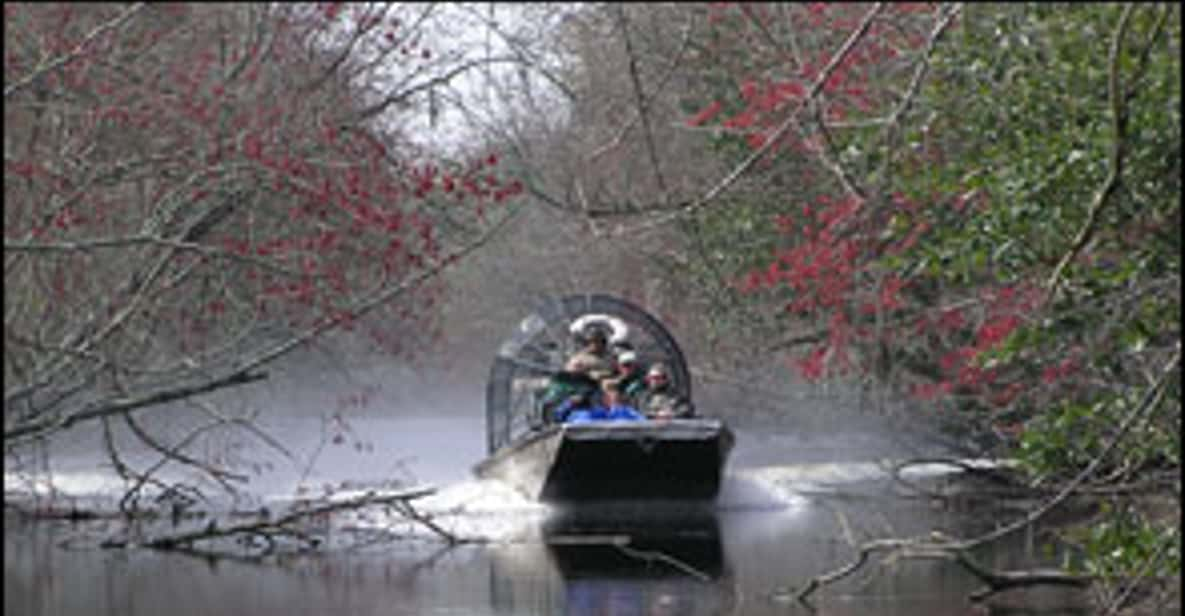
[473,419,734,502]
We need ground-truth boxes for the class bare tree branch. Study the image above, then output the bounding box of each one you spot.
[298,3,392,94]
[6,370,268,445]
[353,56,521,123]
[584,14,693,164]
[615,6,668,196]
[123,412,248,489]
[117,412,242,512]
[1047,3,1135,296]
[4,3,147,99]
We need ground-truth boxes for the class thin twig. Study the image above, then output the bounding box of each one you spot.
[843,2,963,239]
[119,414,237,510]
[6,206,520,447]
[391,498,460,545]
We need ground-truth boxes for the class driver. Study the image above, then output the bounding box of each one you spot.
[539,314,631,424]
[564,319,616,382]
[538,319,614,421]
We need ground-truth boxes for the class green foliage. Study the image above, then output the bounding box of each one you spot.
[679,3,1181,594]
[660,7,1184,608]
[888,1,1180,420]
[1067,502,1181,583]
[904,5,1126,271]
[1017,399,1109,477]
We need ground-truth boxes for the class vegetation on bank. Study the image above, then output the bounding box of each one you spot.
[668,3,1181,606]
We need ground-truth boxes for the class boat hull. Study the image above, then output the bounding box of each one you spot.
[473,419,734,502]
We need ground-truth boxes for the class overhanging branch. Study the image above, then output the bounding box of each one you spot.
[4,370,268,446]
[626,3,887,234]
[1046,3,1135,297]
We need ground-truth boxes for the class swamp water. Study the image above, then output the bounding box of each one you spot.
[5,416,1090,615]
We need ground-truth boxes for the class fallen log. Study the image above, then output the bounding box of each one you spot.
[98,485,453,555]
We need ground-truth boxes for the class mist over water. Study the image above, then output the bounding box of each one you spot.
[5,350,959,516]
[6,372,946,510]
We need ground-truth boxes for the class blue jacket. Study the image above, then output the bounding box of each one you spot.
[555,401,645,423]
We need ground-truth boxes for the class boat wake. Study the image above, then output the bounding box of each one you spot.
[325,478,551,543]
[719,458,1004,510]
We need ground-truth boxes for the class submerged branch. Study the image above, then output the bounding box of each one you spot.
[791,533,1094,606]
[140,485,445,552]
[789,348,1180,604]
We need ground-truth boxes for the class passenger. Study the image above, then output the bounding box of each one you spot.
[601,380,645,421]
[608,337,634,360]
[613,349,647,406]
[639,363,693,419]
[553,388,596,423]
[558,381,644,424]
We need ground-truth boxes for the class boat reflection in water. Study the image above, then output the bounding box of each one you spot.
[488,503,733,616]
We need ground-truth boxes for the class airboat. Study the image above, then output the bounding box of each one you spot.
[474,294,734,502]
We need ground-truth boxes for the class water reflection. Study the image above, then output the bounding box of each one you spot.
[6,488,1095,616]
[544,504,727,580]
[489,503,733,616]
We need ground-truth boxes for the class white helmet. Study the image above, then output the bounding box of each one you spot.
[569,314,629,344]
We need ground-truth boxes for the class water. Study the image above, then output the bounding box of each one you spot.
[4,416,1091,615]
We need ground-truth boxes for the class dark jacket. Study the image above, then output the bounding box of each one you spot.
[639,388,694,418]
